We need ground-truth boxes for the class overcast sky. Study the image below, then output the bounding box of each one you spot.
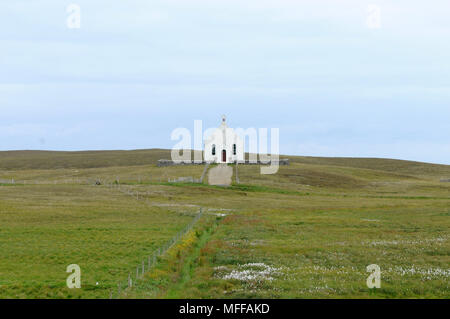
[1,0,449,164]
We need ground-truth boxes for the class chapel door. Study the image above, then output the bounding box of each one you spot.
[222,150,226,162]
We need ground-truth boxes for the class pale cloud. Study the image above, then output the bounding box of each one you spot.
[0,1,449,164]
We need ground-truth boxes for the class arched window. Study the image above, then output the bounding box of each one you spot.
[233,144,237,155]
[212,144,216,156]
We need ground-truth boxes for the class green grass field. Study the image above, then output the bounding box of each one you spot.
[0,149,448,298]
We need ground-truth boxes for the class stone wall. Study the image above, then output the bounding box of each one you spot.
[157,159,204,167]
[157,159,290,167]
[167,176,201,183]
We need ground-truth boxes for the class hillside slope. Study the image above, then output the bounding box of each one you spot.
[0,149,448,299]
[0,149,449,179]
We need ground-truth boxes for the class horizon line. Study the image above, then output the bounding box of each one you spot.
[0,148,448,166]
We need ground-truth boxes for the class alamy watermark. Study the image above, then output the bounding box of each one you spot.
[66,4,81,29]
[66,264,81,288]
[170,120,280,175]
[367,4,381,29]
[366,264,381,289]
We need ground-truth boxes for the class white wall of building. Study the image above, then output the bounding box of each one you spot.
[204,119,244,163]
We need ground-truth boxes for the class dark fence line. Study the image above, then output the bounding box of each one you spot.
[110,208,203,299]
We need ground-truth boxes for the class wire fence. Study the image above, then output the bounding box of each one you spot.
[100,178,205,298]
[0,175,199,186]
[1,175,206,298]
[110,208,203,299]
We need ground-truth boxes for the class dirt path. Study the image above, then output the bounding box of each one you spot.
[208,164,233,186]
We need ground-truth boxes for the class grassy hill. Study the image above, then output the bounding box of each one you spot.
[1,149,449,177]
[290,156,450,179]
[0,149,171,170]
[0,149,448,298]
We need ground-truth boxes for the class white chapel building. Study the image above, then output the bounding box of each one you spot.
[204,116,244,164]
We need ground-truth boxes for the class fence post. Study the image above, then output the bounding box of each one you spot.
[128,273,132,287]
[142,261,145,274]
